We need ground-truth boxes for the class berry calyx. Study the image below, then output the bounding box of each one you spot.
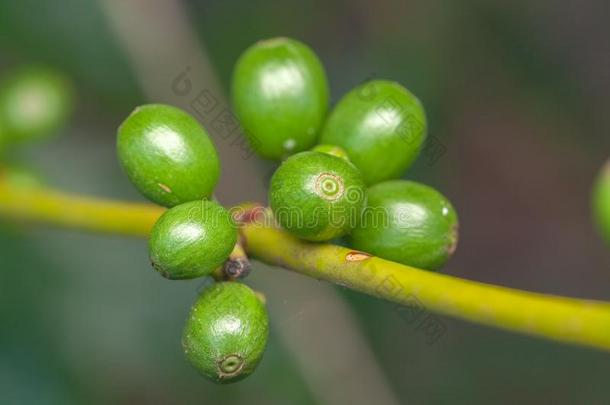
[232,37,329,160]
[269,150,366,241]
[320,80,427,185]
[117,104,220,207]
[149,200,237,279]
[182,282,269,384]
[348,180,458,270]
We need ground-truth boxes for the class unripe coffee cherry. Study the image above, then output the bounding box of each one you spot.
[348,180,458,270]
[0,66,73,143]
[0,120,6,154]
[269,150,366,241]
[232,37,329,160]
[320,80,427,185]
[183,282,269,384]
[1,165,43,189]
[117,104,220,207]
[593,160,610,245]
[149,200,237,279]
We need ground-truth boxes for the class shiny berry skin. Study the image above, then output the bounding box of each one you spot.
[269,150,366,241]
[117,104,220,207]
[593,160,610,245]
[320,80,427,185]
[149,200,237,279]
[348,180,458,270]
[0,66,73,143]
[232,37,329,160]
[182,282,269,384]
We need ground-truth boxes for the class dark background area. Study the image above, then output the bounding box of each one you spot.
[1,1,610,404]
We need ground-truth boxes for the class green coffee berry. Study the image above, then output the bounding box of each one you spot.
[0,66,73,143]
[593,160,610,245]
[320,80,427,185]
[117,104,220,207]
[0,119,7,155]
[183,282,269,384]
[1,165,43,189]
[348,180,458,270]
[232,37,329,160]
[311,144,349,161]
[269,150,366,241]
[149,200,237,279]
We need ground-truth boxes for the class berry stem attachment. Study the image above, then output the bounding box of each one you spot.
[219,240,252,280]
[2,178,610,352]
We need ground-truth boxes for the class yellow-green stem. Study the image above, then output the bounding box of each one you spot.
[2,181,610,351]
[0,183,165,236]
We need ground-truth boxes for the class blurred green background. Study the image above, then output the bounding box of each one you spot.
[2,0,610,404]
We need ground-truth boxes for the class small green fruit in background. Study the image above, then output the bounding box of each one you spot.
[183,282,269,384]
[149,200,237,279]
[592,160,610,245]
[0,119,6,155]
[232,37,329,160]
[269,150,366,241]
[0,66,73,143]
[311,144,349,161]
[349,180,458,270]
[320,80,427,185]
[117,104,220,207]
[1,165,43,189]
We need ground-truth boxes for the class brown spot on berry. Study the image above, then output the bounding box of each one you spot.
[158,183,172,193]
[345,251,372,262]
[448,223,459,256]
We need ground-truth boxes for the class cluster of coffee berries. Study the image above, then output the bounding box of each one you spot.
[117,104,268,384]
[235,37,459,268]
[117,37,458,384]
[0,66,73,155]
